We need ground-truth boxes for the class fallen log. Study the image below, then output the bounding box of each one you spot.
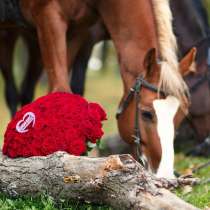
[0,151,199,210]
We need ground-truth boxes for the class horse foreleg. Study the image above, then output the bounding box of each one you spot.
[66,28,95,96]
[34,7,69,92]
[70,22,109,95]
[70,39,94,95]
[0,31,19,117]
[20,33,42,106]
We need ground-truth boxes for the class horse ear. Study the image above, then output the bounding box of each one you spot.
[143,48,158,77]
[179,47,197,76]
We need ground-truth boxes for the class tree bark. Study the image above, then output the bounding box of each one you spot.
[0,151,199,210]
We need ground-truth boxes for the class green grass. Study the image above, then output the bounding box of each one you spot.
[174,154,210,209]
[0,194,112,210]
[0,53,210,209]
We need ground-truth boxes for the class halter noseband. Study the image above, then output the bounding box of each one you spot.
[116,76,165,167]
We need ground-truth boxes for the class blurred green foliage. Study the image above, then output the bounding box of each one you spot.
[203,0,210,23]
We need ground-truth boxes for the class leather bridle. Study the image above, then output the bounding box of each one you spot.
[119,43,210,167]
[116,75,165,167]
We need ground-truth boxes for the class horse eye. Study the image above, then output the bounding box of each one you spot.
[141,110,154,121]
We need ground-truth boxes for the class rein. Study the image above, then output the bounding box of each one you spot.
[191,35,210,50]
[116,76,164,167]
[188,69,210,93]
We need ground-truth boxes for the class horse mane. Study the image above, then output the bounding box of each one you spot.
[152,0,188,100]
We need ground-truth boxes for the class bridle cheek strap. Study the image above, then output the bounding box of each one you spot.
[133,83,148,167]
[116,76,164,168]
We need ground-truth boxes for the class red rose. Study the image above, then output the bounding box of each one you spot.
[2,92,106,158]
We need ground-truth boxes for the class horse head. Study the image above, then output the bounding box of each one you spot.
[117,47,196,178]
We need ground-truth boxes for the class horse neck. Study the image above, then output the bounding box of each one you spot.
[171,0,209,55]
[99,1,159,92]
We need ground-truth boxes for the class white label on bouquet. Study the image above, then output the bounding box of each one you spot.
[16,112,36,133]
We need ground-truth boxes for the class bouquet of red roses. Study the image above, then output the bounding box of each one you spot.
[2,92,107,158]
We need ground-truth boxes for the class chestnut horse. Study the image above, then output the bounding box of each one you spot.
[70,0,210,156]
[171,0,210,156]
[1,0,195,177]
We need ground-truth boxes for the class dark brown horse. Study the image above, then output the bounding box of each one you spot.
[1,0,194,177]
[0,29,19,117]
[171,0,210,156]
